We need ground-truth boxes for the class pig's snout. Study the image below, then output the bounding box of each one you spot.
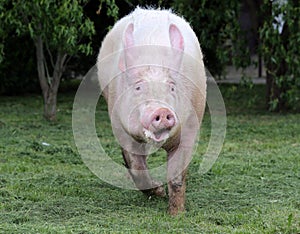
[151,108,176,130]
[142,107,177,142]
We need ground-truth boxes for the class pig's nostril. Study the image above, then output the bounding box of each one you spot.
[150,109,176,129]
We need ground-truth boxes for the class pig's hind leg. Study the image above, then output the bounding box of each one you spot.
[122,149,166,197]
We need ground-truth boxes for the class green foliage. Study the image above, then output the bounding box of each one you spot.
[171,0,299,111]
[0,2,6,64]
[1,0,95,56]
[172,0,250,76]
[0,0,96,96]
[259,0,300,111]
[99,0,119,22]
[0,0,97,120]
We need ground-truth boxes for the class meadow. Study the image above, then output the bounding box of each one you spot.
[0,84,299,233]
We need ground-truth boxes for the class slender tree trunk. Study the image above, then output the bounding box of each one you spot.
[35,35,67,121]
[266,70,282,112]
[44,88,58,121]
[45,52,66,121]
[35,36,48,101]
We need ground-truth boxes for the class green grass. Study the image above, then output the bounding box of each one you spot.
[0,85,299,233]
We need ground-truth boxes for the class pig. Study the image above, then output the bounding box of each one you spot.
[97,7,206,215]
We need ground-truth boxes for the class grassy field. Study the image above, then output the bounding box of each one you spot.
[0,84,299,233]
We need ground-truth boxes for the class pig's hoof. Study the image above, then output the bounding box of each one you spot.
[152,181,166,197]
[168,206,185,216]
[153,185,166,197]
[142,182,166,197]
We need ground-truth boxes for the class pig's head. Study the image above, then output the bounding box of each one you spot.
[111,23,185,148]
[122,67,180,144]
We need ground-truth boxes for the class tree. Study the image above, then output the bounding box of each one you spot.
[171,0,250,77]
[172,0,300,111]
[259,0,300,111]
[0,0,95,121]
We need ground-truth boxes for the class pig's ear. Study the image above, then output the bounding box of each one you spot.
[124,23,134,48]
[169,24,184,51]
[119,23,134,72]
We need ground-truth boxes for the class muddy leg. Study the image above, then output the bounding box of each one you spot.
[167,147,191,215]
[122,149,166,197]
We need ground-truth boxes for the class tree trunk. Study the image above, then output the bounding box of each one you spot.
[266,70,283,112]
[44,88,58,121]
[35,36,48,100]
[35,35,67,121]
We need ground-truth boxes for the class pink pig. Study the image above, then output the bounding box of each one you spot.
[97,7,206,215]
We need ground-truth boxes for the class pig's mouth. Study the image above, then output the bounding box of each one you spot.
[143,128,170,143]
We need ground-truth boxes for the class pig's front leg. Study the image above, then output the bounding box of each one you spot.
[167,146,193,215]
[122,149,166,197]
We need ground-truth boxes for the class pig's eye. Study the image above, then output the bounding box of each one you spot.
[170,83,176,92]
[134,83,143,93]
[134,80,145,93]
